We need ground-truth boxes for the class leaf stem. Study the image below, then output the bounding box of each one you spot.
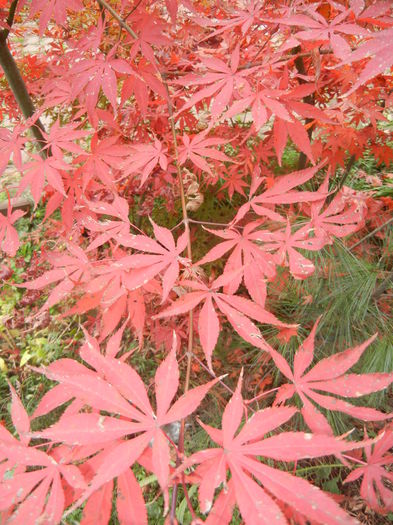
[189,218,242,228]
[295,463,346,475]
[245,386,280,405]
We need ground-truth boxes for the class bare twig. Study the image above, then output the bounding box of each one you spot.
[96,0,138,38]
[326,154,356,203]
[349,217,393,250]
[94,4,196,522]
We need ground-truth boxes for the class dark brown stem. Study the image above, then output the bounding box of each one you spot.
[349,217,393,250]
[0,41,47,156]
[326,154,356,204]
[96,0,138,39]
[0,0,19,41]
[294,53,315,170]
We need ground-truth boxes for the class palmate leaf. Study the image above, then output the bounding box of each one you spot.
[29,0,83,34]
[19,242,91,312]
[178,131,232,176]
[118,219,190,302]
[270,320,393,434]
[255,220,327,280]
[121,139,168,187]
[344,425,393,514]
[179,375,362,525]
[0,388,86,525]
[196,221,276,305]
[339,27,393,95]
[174,44,256,117]
[301,177,366,243]
[0,203,25,257]
[233,163,327,224]
[32,333,219,513]
[153,270,293,370]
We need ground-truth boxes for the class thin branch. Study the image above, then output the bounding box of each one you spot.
[95,5,196,522]
[349,217,393,250]
[96,0,138,39]
[0,0,48,158]
[326,154,356,203]
[245,386,280,405]
[0,41,48,157]
[189,218,242,228]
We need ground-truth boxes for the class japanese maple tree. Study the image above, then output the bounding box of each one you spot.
[0,0,393,523]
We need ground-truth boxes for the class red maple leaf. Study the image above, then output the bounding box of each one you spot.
[17,154,69,205]
[74,134,130,189]
[301,176,366,243]
[178,131,231,176]
[339,27,393,94]
[233,163,326,224]
[0,125,25,175]
[270,320,393,434]
[175,45,255,117]
[40,120,90,158]
[344,424,393,514]
[32,333,219,512]
[220,165,248,199]
[30,0,83,34]
[197,221,276,305]
[70,51,133,116]
[0,203,24,257]
[121,139,168,187]
[275,10,368,60]
[153,270,293,369]
[256,220,327,280]
[81,195,131,251]
[0,386,86,523]
[118,219,189,302]
[20,243,91,311]
[179,374,363,525]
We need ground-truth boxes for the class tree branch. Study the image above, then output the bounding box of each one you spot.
[0,0,19,41]
[326,154,356,204]
[95,3,195,522]
[0,42,47,156]
[294,52,315,170]
[349,217,393,250]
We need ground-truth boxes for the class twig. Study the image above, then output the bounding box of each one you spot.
[0,0,19,41]
[96,0,138,39]
[349,217,393,250]
[245,386,279,405]
[326,154,356,204]
[189,218,242,228]
[94,5,196,521]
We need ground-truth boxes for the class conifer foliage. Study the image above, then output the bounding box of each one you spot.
[0,0,393,523]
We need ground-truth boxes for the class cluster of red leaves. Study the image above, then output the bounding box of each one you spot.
[1,0,393,523]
